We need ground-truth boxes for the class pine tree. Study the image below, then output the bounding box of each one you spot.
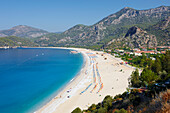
[163,51,170,73]
[140,68,158,84]
[152,57,162,74]
[130,69,140,87]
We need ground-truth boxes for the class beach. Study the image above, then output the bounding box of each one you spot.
[36,48,135,113]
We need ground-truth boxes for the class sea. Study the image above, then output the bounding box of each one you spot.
[0,48,84,113]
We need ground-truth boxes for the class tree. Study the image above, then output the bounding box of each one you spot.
[71,107,82,113]
[152,57,162,74]
[115,108,127,113]
[89,104,96,111]
[146,58,153,69]
[103,95,113,110]
[162,51,170,74]
[140,68,158,84]
[130,69,141,87]
[159,70,169,80]
[97,107,107,113]
[140,59,145,67]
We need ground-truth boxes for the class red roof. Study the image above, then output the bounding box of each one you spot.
[161,51,166,54]
[157,46,170,49]
[135,51,155,54]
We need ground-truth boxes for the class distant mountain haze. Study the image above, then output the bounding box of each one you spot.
[0,25,49,39]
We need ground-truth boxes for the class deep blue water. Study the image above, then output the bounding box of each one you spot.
[0,48,83,113]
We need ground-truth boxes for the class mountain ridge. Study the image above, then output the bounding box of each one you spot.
[35,6,170,47]
[0,25,49,39]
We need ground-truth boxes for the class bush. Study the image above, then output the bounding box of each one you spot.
[71,107,82,113]
[97,107,107,113]
[140,68,158,84]
[114,94,122,99]
[89,104,96,111]
[103,95,113,110]
[114,108,127,113]
[144,89,170,113]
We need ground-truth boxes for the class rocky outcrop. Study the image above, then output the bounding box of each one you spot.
[124,26,157,48]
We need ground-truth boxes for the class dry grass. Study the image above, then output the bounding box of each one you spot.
[162,90,170,102]
[144,89,170,113]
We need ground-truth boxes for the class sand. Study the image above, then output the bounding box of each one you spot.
[36,48,135,113]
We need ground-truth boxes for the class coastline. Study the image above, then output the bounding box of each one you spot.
[36,47,135,113]
[35,47,91,113]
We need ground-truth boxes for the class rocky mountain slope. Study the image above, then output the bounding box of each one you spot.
[36,6,170,47]
[125,26,157,48]
[146,17,170,46]
[108,26,158,48]
[0,25,49,39]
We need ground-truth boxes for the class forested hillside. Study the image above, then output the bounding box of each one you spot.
[0,36,37,47]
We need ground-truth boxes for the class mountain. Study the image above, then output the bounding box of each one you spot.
[0,36,37,47]
[124,26,157,48]
[107,26,157,48]
[35,6,170,47]
[0,25,49,39]
[146,17,170,46]
[55,32,63,34]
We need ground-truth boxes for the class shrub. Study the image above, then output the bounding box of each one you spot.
[89,104,96,111]
[71,107,82,113]
[97,107,107,113]
[144,89,170,113]
[140,68,158,84]
[114,108,127,113]
[114,94,122,99]
[103,95,113,110]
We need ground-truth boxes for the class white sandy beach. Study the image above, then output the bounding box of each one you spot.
[36,48,135,113]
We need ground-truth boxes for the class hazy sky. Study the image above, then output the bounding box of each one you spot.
[0,0,169,32]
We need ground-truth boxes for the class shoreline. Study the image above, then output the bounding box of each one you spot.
[36,47,135,113]
[35,47,91,113]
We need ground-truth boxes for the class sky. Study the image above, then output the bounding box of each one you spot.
[0,0,169,32]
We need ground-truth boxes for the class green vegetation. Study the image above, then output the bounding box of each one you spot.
[0,36,37,47]
[114,108,127,113]
[146,18,170,46]
[130,51,169,88]
[71,107,82,113]
[130,69,141,87]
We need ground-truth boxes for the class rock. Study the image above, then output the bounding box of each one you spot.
[124,26,157,48]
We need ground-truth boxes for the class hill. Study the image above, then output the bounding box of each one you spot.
[0,25,49,39]
[146,17,170,46]
[106,26,158,48]
[0,36,37,47]
[35,6,170,48]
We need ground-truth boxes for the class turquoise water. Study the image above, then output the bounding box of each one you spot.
[0,48,83,113]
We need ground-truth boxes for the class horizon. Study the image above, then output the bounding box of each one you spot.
[0,0,169,32]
